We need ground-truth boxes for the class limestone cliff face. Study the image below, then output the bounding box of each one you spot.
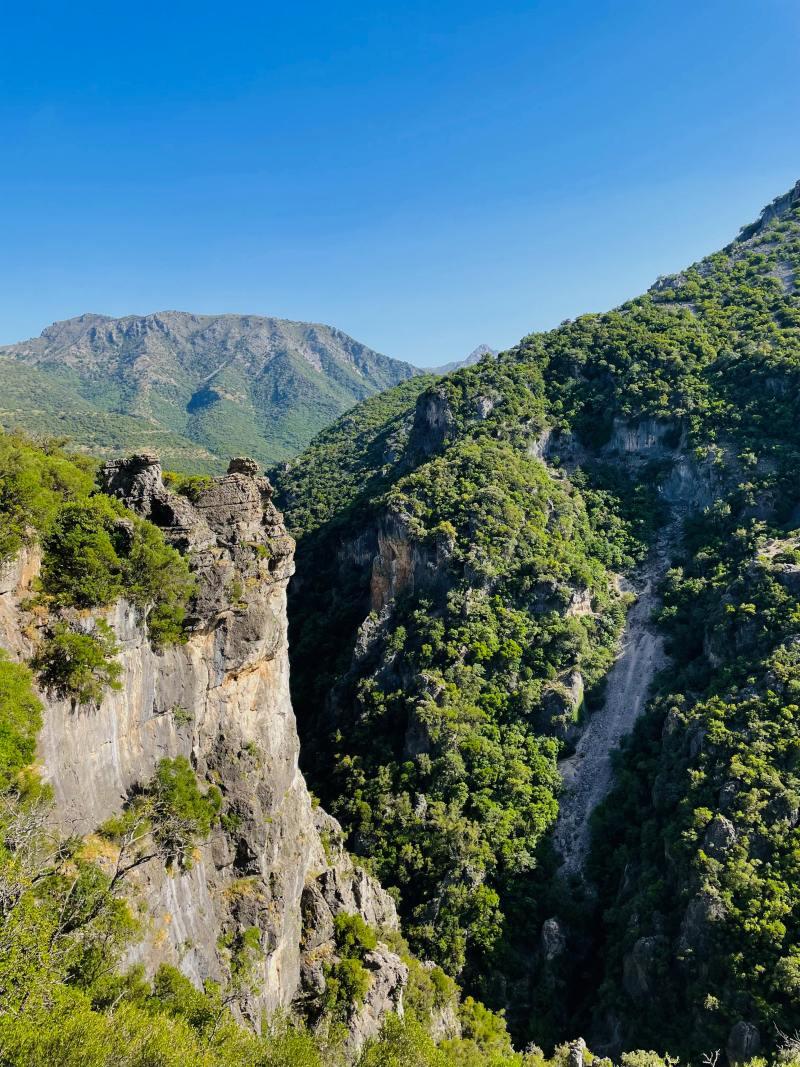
[0,454,405,1050]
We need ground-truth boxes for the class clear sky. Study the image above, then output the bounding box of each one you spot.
[1,1,798,366]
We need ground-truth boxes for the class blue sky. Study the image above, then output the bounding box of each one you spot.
[0,1,798,366]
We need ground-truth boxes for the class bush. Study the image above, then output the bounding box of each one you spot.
[102,757,221,870]
[323,956,372,1019]
[0,432,95,561]
[334,912,378,957]
[42,496,124,607]
[32,621,122,705]
[162,471,214,503]
[41,496,195,646]
[0,651,43,788]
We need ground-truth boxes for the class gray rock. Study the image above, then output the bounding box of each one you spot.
[606,417,682,458]
[703,814,737,859]
[679,891,726,955]
[0,455,409,1043]
[540,672,584,739]
[541,917,566,961]
[408,387,454,458]
[622,935,667,1002]
[346,946,408,1056]
[727,1021,761,1065]
[567,1037,587,1067]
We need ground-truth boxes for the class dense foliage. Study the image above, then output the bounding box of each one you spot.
[0,780,557,1067]
[0,652,42,791]
[586,513,800,1055]
[0,431,196,707]
[277,351,642,985]
[4,183,800,1062]
[275,183,800,1057]
[0,431,96,560]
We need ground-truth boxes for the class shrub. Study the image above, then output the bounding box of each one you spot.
[42,496,124,607]
[162,471,214,503]
[41,495,195,646]
[0,651,43,788]
[323,956,371,1019]
[146,757,221,866]
[334,912,378,957]
[32,621,122,705]
[103,757,221,870]
[0,431,95,561]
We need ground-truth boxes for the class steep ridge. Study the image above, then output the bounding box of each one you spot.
[274,179,800,1057]
[0,311,420,471]
[434,344,498,375]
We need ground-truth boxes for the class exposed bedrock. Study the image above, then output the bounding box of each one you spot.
[1,454,405,1052]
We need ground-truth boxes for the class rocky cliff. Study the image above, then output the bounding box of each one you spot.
[0,453,406,1052]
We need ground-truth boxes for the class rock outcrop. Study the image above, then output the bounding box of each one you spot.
[1,454,405,1052]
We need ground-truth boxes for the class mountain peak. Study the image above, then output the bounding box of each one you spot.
[737,178,800,242]
[434,343,498,375]
[0,311,421,471]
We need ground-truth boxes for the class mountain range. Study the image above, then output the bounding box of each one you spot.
[0,311,420,471]
[1,181,800,1065]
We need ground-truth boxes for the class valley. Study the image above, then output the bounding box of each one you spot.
[1,180,800,1065]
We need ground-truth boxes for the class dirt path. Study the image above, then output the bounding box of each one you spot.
[552,532,672,878]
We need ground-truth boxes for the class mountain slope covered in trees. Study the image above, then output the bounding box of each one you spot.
[274,180,800,1061]
[0,430,543,1067]
[0,312,420,472]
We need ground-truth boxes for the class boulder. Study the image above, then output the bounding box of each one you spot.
[727,1021,761,1065]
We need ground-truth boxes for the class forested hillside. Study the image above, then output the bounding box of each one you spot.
[0,431,548,1067]
[274,180,800,1061]
[3,179,800,1065]
[0,312,420,471]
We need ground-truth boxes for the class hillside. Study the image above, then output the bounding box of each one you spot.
[3,179,800,1065]
[0,430,550,1067]
[0,311,419,471]
[273,179,800,1060]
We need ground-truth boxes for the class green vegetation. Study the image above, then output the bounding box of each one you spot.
[275,184,800,1056]
[0,430,96,560]
[4,184,800,1061]
[0,430,196,651]
[322,914,380,1020]
[0,769,609,1067]
[586,510,800,1055]
[274,375,435,537]
[0,628,564,1067]
[0,312,421,472]
[101,756,222,870]
[163,470,215,501]
[0,430,196,709]
[32,620,122,705]
[41,494,196,646]
[0,652,43,790]
[279,380,632,981]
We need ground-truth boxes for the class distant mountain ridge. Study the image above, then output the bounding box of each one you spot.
[434,343,497,375]
[0,310,420,471]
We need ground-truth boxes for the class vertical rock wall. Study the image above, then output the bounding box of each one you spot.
[1,454,405,1049]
